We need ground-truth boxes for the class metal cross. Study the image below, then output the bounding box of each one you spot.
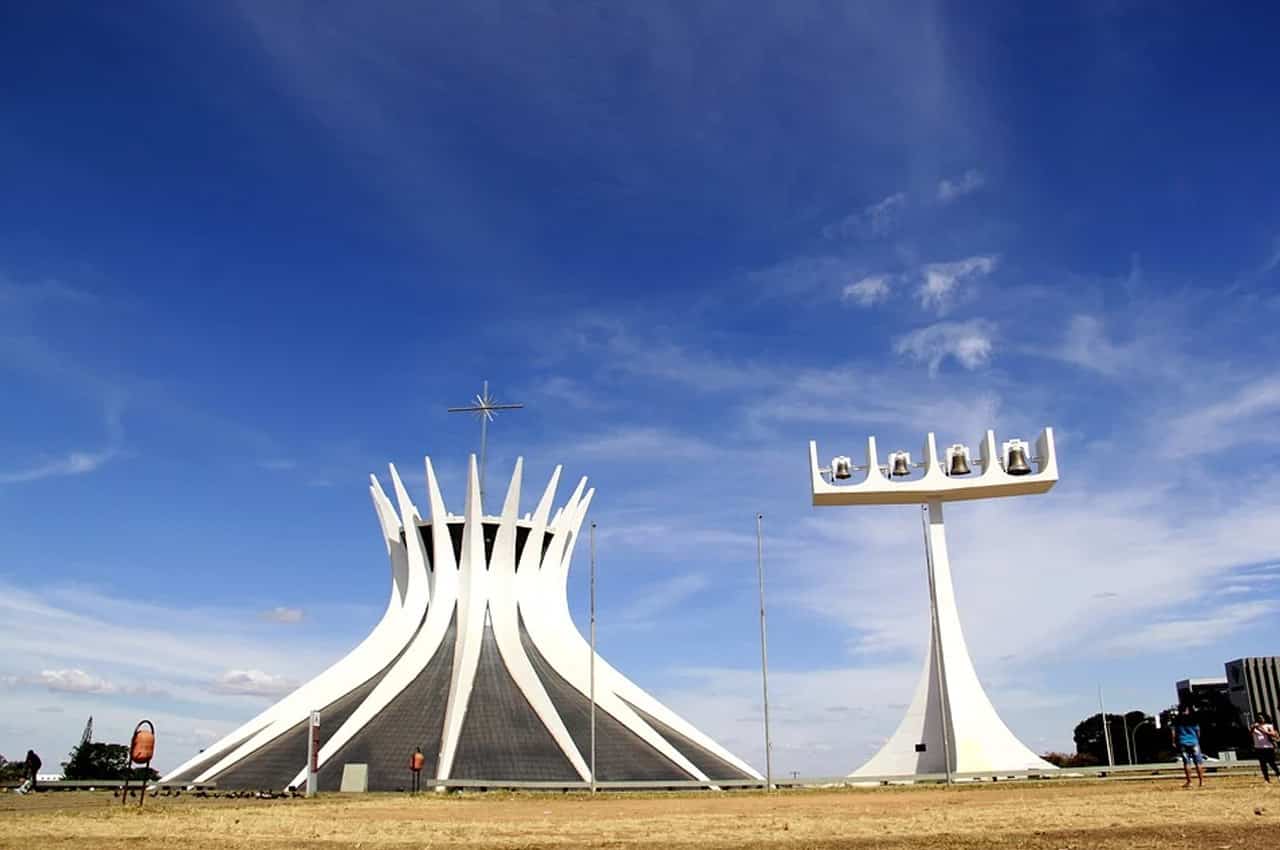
[447,380,524,501]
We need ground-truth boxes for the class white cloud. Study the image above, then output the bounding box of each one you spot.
[1262,233,1280,275]
[894,320,996,375]
[36,668,117,694]
[750,255,863,298]
[936,168,985,203]
[1095,601,1276,654]
[822,192,908,240]
[1161,374,1280,458]
[257,458,297,471]
[259,606,305,624]
[841,276,891,307]
[211,669,298,697]
[536,375,607,410]
[0,448,119,484]
[917,255,997,314]
[1050,314,1181,379]
[609,573,712,630]
[565,426,718,461]
[0,278,96,305]
[864,192,907,235]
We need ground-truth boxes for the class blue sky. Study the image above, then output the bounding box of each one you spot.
[2,2,1279,776]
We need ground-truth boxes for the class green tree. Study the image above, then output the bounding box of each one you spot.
[0,756,30,784]
[62,742,158,781]
[1074,710,1172,765]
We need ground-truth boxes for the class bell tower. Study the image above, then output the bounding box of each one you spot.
[809,428,1059,779]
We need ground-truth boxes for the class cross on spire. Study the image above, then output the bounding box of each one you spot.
[447,380,524,501]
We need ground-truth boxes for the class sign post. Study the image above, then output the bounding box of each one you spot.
[306,710,320,797]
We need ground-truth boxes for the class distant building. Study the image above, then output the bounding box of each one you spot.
[1176,677,1228,702]
[1225,656,1280,726]
[1174,676,1241,756]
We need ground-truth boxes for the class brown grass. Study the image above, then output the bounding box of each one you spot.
[1,775,1276,849]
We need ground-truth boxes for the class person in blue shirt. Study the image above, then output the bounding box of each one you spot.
[1171,705,1205,788]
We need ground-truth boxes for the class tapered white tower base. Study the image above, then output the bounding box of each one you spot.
[851,500,1053,778]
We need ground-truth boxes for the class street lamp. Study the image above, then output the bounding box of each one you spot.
[810,427,1060,780]
[1129,715,1159,765]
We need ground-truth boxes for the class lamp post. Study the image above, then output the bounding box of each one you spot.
[755,513,773,791]
[589,522,597,795]
[809,428,1060,779]
[1098,687,1115,768]
[1129,716,1157,765]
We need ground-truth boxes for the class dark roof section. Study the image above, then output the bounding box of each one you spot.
[165,727,259,785]
[210,668,386,790]
[316,613,457,792]
[625,701,753,781]
[451,618,578,780]
[518,613,690,781]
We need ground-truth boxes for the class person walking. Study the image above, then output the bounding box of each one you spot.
[1250,713,1280,783]
[24,750,42,793]
[1171,705,1205,788]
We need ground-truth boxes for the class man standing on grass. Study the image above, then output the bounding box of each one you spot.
[1172,705,1205,788]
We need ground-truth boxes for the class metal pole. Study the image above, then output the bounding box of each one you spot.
[1121,712,1132,765]
[589,522,597,794]
[755,513,773,791]
[478,380,489,501]
[1098,687,1114,768]
[922,502,953,785]
[1129,718,1151,765]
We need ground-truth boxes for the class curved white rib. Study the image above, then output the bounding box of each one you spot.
[288,458,460,789]
[519,487,712,782]
[435,457,491,780]
[553,504,761,779]
[485,460,591,780]
[165,477,425,784]
[192,471,430,784]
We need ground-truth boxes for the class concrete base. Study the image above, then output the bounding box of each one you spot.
[339,763,368,792]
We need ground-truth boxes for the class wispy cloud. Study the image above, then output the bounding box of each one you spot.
[534,375,608,410]
[749,254,863,299]
[211,669,299,698]
[257,458,298,471]
[894,319,996,375]
[1050,314,1179,379]
[1262,233,1280,275]
[822,192,908,240]
[842,275,891,307]
[25,668,166,697]
[1161,374,1280,458]
[567,426,718,461]
[0,397,126,484]
[609,573,712,630]
[259,606,305,624]
[0,448,120,484]
[0,278,97,305]
[936,168,985,203]
[1095,601,1276,654]
[917,255,997,314]
[863,192,908,236]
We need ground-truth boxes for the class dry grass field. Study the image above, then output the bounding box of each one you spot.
[2,776,1276,849]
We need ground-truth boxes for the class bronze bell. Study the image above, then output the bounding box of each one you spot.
[890,452,911,477]
[948,446,971,476]
[1005,443,1032,476]
[832,456,853,480]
